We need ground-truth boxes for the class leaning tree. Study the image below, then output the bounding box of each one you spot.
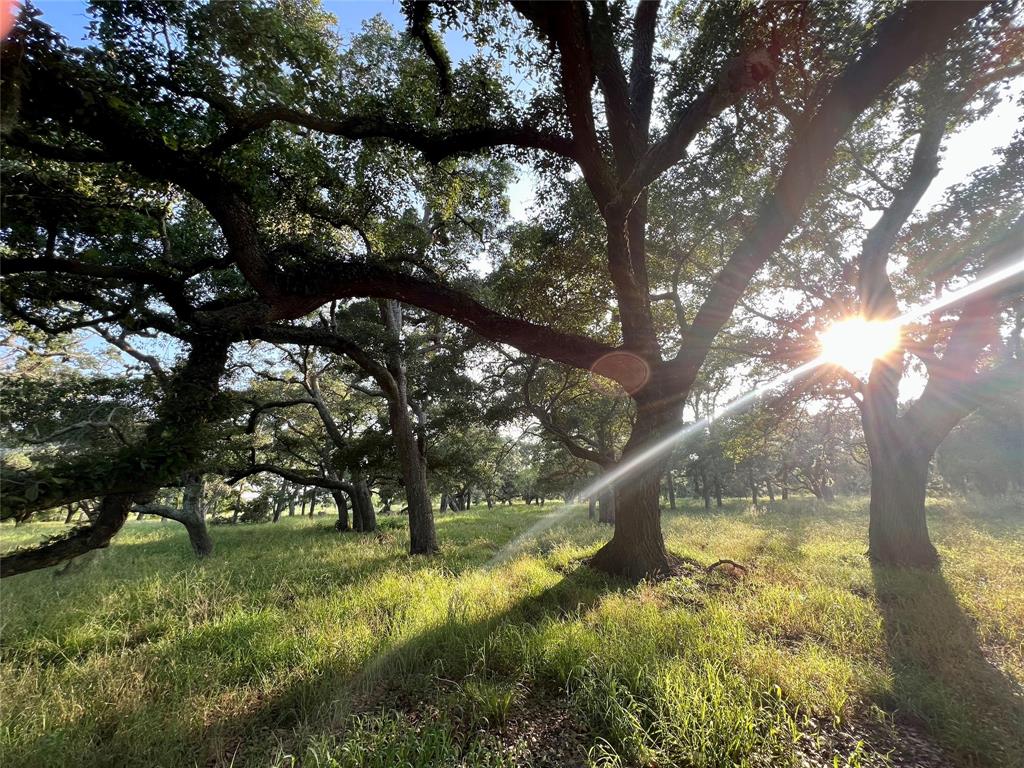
[1,1,990,578]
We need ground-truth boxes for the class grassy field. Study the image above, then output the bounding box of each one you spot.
[1,497,1022,768]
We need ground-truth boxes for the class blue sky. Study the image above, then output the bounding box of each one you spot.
[35,1,478,60]
[37,1,407,41]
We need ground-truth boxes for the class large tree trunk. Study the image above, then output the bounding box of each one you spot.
[180,472,213,557]
[351,477,376,533]
[589,402,675,579]
[597,489,616,524]
[867,441,937,568]
[862,342,940,568]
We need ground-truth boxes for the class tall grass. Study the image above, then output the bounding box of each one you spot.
[1,497,1021,767]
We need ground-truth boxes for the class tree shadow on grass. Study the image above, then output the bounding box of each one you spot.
[194,565,625,767]
[871,564,1024,768]
[6,520,623,767]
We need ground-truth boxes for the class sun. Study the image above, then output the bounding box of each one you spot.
[817,317,901,373]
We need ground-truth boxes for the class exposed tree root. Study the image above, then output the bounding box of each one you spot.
[705,558,748,574]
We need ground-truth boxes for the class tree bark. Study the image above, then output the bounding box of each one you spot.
[1,493,135,577]
[332,489,349,531]
[351,477,376,533]
[867,443,937,568]
[589,402,675,579]
[376,300,437,553]
[179,472,213,557]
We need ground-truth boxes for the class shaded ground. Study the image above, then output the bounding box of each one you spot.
[1,496,1022,767]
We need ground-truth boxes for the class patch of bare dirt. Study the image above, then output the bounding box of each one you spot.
[796,713,957,768]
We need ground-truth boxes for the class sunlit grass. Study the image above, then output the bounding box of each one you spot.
[1,497,1022,767]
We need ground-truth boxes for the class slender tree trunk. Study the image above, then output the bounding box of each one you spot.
[380,300,437,554]
[309,490,318,517]
[332,489,349,531]
[388,398,435,553]
[749,470,758,506]
[766,478,775,503]
[589,401,676,579]
[700,465,711,510]
[714,478,723,507]
[588,496,596,519]
[64,505,76,524]
[272,480,286,522]
[781,464,789,501]
[667,474,676,510]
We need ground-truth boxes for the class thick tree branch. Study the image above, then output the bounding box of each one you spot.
[1,493,134,578]
[670,1,985,389]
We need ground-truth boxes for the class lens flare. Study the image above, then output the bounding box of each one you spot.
[485,254,1024,567]
[817,317,901,373]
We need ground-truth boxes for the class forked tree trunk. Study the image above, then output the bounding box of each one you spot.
[589,403,675,579]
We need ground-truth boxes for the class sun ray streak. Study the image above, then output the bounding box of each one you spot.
[486,256,1024,567]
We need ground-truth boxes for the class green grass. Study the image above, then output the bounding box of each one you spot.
[2,497,1022,767]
